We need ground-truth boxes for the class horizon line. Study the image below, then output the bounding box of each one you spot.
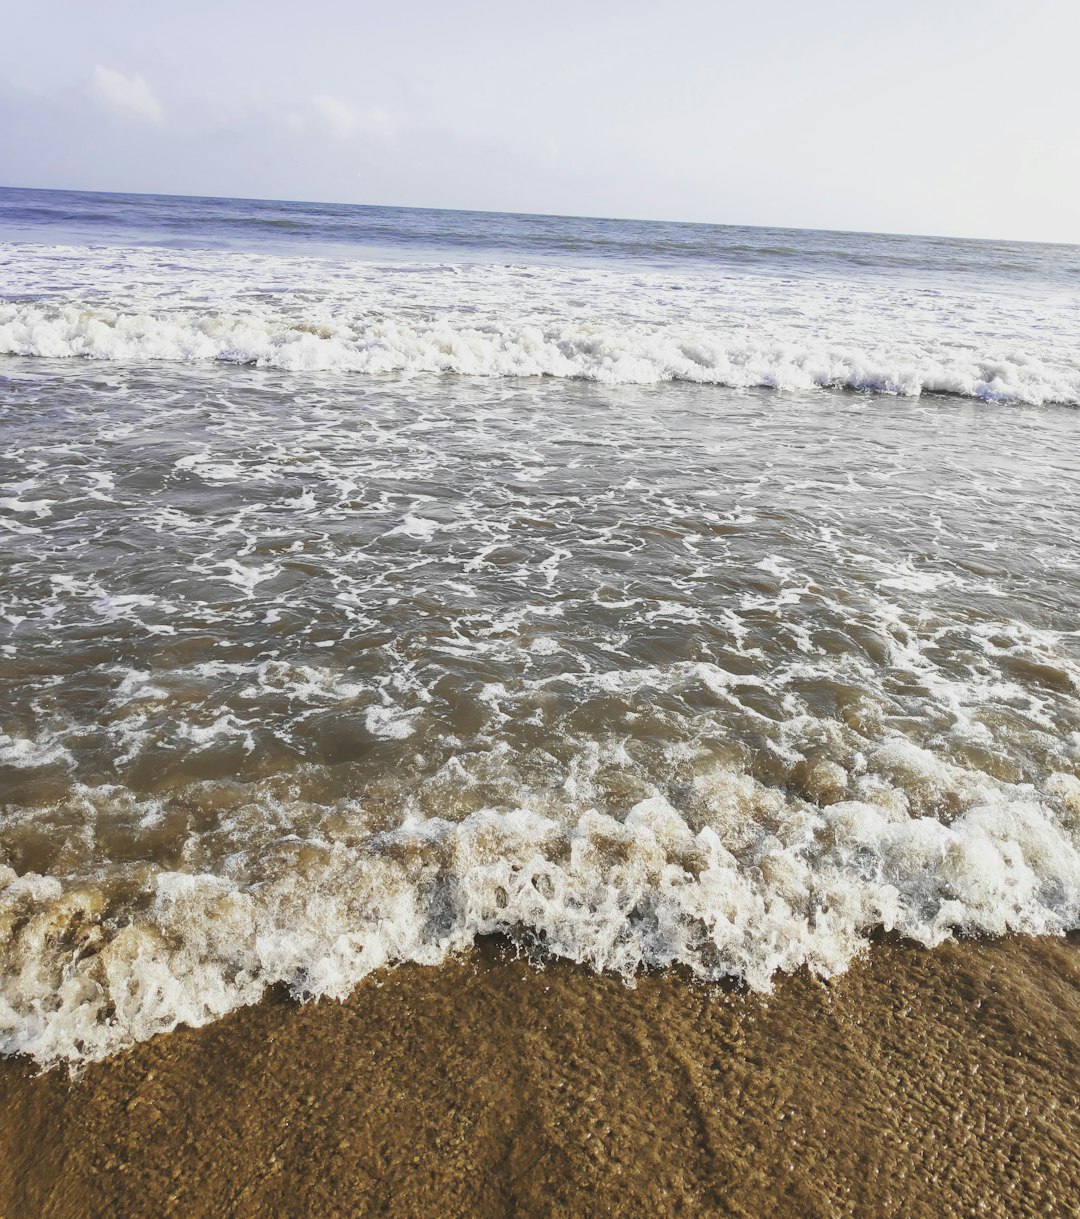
[2,181,1077,251]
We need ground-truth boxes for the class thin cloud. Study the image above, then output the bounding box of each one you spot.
[311,95,395,140]
[91,66,164,125]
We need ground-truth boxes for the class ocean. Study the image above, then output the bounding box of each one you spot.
[1,185,1079,1069]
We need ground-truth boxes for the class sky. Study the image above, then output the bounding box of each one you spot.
[1,0,1078,243]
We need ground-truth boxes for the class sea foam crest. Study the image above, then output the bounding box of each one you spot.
[2,240,1078,406]
[2,758,1079,1069]
[1,302,1076,405]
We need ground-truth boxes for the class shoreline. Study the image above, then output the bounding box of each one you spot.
[1,935,1078,1217]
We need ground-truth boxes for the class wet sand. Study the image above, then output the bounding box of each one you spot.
[1,935,1078,1218]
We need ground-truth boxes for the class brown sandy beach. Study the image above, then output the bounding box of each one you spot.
[1,935,1077,1218]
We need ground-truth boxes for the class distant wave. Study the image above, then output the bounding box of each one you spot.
[2,302,1077,405]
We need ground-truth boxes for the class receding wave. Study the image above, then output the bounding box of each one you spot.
[3,352,1079,1070]
[1,302,1077,405]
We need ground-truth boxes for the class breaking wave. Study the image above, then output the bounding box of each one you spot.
[2,301,1077,404]
[3,756,1079,1069]
[2,239,1078,406]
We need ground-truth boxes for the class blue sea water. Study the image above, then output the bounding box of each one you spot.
[3,183,1079,288]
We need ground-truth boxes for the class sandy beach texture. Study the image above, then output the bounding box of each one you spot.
[1,934,1078,1218]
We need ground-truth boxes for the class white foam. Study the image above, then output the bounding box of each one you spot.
[385,515,443,541]
[1,242,1077,406]
[363,704,418,739]
[0,733,75,770]
[1,746,1078,1069]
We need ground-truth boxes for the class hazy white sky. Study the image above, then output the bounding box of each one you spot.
[2,0,1078,241]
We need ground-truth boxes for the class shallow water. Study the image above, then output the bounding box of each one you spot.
[3,937,1078,1217]
[1,190,1079,1065]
